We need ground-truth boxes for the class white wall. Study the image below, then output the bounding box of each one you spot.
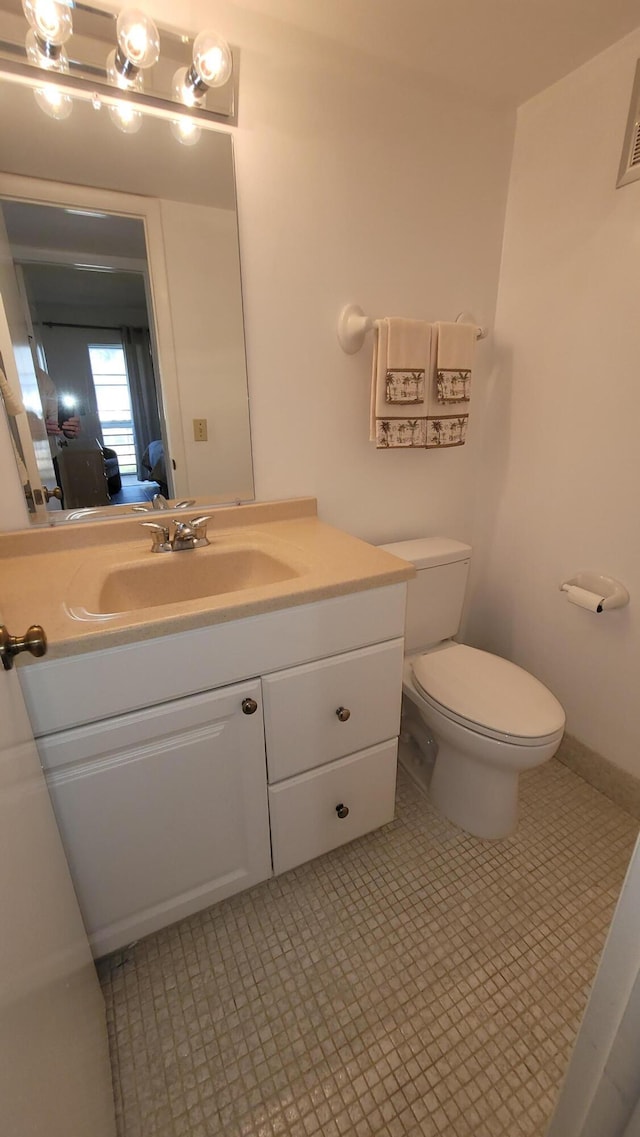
[467,29,640,778]
[144,1,515,543]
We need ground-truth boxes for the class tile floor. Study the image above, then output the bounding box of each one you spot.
[99,753,639,1137]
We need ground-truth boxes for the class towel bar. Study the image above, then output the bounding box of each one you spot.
[337,304,487,354]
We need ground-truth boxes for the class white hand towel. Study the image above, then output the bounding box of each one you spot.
[435,321,476,404]
[424,324,470,449]
[370,318,432,448]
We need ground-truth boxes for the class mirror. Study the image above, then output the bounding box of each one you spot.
[0,79,253,525]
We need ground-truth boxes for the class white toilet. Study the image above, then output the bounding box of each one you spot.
[380,538,565,839]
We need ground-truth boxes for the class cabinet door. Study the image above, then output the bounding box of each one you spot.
[40,681,270,957]
[262,639,404,782]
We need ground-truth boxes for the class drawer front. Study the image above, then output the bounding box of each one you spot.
[263,639,404,783]
[268,739,397,875]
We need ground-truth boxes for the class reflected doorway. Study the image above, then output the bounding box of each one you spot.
[1,199,171,511]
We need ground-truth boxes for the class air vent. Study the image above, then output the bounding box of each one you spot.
[617,60,640,188]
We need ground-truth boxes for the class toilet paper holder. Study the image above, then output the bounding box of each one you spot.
[560,572,630,613]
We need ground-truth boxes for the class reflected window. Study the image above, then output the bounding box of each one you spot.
[88,344,136,475]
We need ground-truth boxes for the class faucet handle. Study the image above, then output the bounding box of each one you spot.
[140,521,172,553]
[174,499,196,509]
[190,516,211,547]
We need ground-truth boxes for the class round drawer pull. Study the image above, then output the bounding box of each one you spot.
[336,803,349,819]
[242,697,258,715]
[335,706,351,722]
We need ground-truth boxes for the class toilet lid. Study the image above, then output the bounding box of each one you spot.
[411,643,565,739]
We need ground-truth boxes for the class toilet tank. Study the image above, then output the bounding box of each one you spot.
[379,538,471,652]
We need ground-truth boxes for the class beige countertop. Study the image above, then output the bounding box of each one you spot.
[0,498,413,659]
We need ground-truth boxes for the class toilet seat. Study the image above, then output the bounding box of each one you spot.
[409,643,565,746]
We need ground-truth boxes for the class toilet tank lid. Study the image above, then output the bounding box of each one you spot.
[379,537,471,569]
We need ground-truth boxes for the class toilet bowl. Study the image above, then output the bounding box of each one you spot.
[403,646,564,838]
[380,538,565,839]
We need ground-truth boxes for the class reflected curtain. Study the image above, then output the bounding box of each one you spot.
[121,327,161,479]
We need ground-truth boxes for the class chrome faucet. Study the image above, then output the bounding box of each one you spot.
[141,515,211,553]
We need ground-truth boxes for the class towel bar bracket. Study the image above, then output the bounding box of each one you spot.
[455,311,488,340]
[337,304,374,354]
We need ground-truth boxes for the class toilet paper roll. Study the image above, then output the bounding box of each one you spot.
[564,585,604,613]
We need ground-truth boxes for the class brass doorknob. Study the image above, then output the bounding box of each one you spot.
[336,706,351,722]
[43,486,63,502]
[242,697,258,715]
[0,624,47,671]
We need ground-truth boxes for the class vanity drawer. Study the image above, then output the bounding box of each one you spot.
[268,739,397,875]
[262,639,404,783]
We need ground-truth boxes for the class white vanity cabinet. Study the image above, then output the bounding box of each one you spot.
[20,583,406,957]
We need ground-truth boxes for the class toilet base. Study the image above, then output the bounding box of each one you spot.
[430,740,518,839]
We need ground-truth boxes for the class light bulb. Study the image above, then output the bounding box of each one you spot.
[25,28,68,70]
[106,48,143,91]
[172,66,205,108]
[170,117,201,146]
[116,9,160,69]
[34,82,72,119]
[108,101,143,134]
[22,0,72,46]
[192,30,232,87]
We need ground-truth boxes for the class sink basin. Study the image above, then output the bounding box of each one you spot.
[94,545,302,615]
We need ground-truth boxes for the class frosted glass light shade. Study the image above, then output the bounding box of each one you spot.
[116,8,160,69]
[34,82,72,119]
[108,101,143,133]
[22,0,72,46]
[170,117,201,146]
[192,30,232,88]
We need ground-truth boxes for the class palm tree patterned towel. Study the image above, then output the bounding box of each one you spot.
[435,322,476,404]
[426,414,468,448]
[376,414,468,448]
[376,418,428,447]
[386,369,425,404]
[370,318,432,445]
[436,369,471,403]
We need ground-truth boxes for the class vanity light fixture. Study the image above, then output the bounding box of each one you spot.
[108,99,143,133]
[25,26,67,70]
[172,29,232,108]
[22,0,72,60]
[107,7,159,91]
[170,116,201,146]
[33,77,71,117]
[2,0,237,138]
[24,10,72,118]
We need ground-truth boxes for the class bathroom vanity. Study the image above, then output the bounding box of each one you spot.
[3,499,411,956]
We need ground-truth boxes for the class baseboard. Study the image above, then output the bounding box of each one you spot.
[556,734,640,821]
